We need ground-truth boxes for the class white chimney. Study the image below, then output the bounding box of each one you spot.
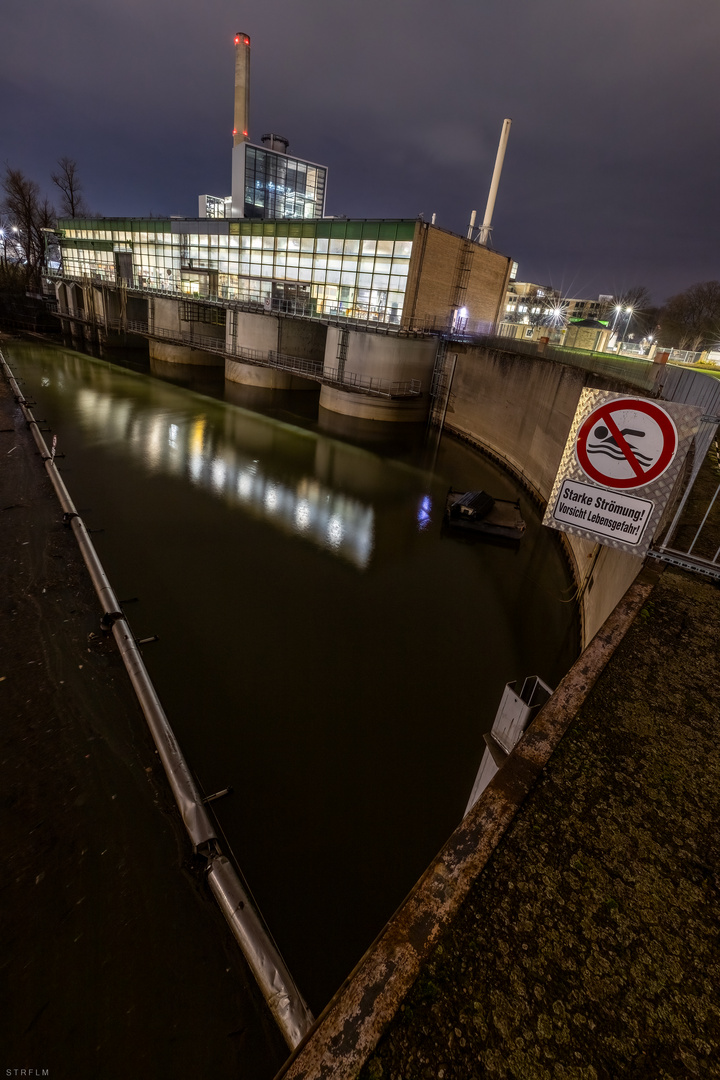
[477,119,512,246]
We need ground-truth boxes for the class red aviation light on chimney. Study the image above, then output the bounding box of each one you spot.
[234,34,240,44]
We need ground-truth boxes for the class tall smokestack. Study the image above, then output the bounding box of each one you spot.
[233,32,250,146]
[478,119,512,246]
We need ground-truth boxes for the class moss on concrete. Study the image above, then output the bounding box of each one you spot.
[361,568,720,1079]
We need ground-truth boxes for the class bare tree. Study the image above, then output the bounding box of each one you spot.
[607,285,658,339]
[1,167,56,285]
[659,281,720,351]
[506,285,562,327]
[51,157,89,218]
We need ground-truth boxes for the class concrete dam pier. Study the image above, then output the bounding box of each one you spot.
[57,282,438,419]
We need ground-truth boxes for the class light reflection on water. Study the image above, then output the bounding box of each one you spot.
[8,340,580,1017]
[74,383,376,568]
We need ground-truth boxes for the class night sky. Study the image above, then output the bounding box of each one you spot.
[4,0,719,303]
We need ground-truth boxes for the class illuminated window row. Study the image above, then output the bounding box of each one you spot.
[58,220,417,323]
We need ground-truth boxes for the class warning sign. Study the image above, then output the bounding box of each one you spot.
[575,399,677,490]
[543,389,702,558]
[552,480,653,546]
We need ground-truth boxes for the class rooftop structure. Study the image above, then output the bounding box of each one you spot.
[200,33,328,220]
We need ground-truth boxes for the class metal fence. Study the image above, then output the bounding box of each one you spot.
[56,308,421,399]
[51,271,440,337]
[652,418,720,580]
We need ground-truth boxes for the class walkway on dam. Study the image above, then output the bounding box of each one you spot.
[279,560,720,1080]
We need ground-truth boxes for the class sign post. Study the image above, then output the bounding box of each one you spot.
[544,390,703,558]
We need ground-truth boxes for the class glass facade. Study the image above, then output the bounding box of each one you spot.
[244,146,326,220]
[58,218,415,325]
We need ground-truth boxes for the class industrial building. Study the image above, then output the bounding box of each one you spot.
[57,215,510,332]
[52,31,513,420]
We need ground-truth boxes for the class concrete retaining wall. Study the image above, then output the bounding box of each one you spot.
[447,344,646,645]
[225,358,317,390]
[319,327,437,421]
[149,340,223,367]
[324,326,437,386]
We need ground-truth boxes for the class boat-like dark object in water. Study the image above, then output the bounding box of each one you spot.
[445,489,526,541]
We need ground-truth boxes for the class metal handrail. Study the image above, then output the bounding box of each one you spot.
[49,270,439,336]
[322,366,421,398]
[55,309,423,398]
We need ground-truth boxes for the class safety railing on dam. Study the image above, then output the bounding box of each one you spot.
[51,272,441,337]
[55,308,423,398]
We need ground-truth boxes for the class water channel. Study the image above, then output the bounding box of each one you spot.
[8,338,579,1044]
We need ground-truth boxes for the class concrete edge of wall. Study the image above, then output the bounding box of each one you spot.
[441,421,591,642]
[273,560,663,1080]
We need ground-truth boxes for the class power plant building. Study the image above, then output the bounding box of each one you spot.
[51,29,515,420]
[56,215,510,332]
[200,33,327,221]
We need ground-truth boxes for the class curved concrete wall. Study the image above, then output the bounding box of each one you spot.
[225,357,317,390]
[318,384,427,421]
[321,327,437,421]
[233,311,281,354]
[446,345,649,645]
[324,326,437,384]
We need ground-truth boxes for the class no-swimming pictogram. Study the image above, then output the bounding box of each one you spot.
[575,398,678,490]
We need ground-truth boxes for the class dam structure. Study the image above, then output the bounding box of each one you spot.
[46,26,720,648]
[22,27,720,1078]
[49,28,513,423]
[52,214,511,422]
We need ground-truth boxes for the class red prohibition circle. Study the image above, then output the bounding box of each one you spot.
[576,398,678,490]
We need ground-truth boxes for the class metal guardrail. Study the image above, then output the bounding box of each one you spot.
[50,271,439,336]
[0,349,314,1049]
[322,366,421,398]
[56,309,423,398]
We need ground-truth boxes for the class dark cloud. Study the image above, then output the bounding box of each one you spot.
[4,0,719,301]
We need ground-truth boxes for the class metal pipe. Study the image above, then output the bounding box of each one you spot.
[208,855,314,1047]
[466,209,476,240]
[1,356,216,849]
[477,119,512,246]
[0,351,314,1050]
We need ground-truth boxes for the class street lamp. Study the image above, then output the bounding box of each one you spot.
[620,306,634,345]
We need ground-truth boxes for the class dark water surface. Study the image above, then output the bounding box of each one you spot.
[8,341,579,1015]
